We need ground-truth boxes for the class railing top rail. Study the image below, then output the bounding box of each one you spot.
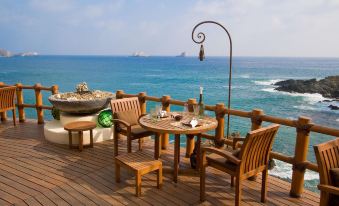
[118,92,339,137]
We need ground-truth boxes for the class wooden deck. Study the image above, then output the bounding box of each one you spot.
[0,120,319,206]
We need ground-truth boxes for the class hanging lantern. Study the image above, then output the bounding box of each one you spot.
[199,44,205,61]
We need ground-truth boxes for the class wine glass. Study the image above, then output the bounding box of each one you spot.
[193,104,200,117]
[150,108,157,122]
[183,103,189,114]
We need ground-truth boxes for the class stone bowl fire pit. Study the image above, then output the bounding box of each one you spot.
[48,83,115,114]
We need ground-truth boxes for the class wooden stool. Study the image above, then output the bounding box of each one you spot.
[64,121,96,151]
[115,152,162,197]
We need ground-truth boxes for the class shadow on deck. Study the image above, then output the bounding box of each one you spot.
[0,120,319,205]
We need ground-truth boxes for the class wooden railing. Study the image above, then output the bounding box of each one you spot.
[116,90,339,198]
[1,82,338,197]
[0,82,58,124]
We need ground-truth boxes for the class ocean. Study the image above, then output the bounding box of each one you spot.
[1,55,338,192]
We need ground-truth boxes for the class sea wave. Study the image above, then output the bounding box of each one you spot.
[238,74,250,79]
[293,105,317,111]
[337,119,339,122]
[269,160,319,181]
[253,79,282,86]
[261,88,328,103]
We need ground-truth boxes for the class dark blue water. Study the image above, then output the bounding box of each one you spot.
[1,55,338,191]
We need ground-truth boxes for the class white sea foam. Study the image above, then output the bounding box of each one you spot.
[293,105,317,111]
[261,88,328,103]
[337,119,339,122]
[269,160,319,181]
[253,79,282,86]
[239,74,250,79]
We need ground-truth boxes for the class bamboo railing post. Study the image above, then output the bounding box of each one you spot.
[51,85,59,95]
[0,83,6,121]
[248,109,264,181]
[290,116,312,197]
[138,92,147,114]
[0,82,7,122]
[34,83,44,124]
[251,109,264,130]
[15,83,25,122]
[116,90,124,99]
[161,95,171,149]
[186,98,197,157]
[215,103,226,148]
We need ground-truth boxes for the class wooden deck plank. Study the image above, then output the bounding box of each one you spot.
[0,120,320,206]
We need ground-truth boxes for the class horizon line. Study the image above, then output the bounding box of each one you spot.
[18,54,339,59]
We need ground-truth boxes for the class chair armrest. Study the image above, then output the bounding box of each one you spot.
[232,137,245,149]
[202,147,241,165]
[112,119,131,128]
[318,184,339,196]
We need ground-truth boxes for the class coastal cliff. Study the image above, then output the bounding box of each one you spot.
[274,76,339,99]
[0,48,38,57]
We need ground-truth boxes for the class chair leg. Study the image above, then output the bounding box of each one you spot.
[235,177,242,206]
[127,136,132,153]
[319,191,329,206]
[138,138,143,151]
[157,166,162,189]
[136,172,141,197]
[12,109,16,126]
[231,176,234,187]
[200,165,206,202]
[114,131,119,157]
[115,162,120,183]
[261,168,268,203]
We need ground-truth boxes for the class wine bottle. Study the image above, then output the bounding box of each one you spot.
[198,86,204,116]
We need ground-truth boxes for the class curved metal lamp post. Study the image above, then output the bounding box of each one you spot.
[192,21,233,140]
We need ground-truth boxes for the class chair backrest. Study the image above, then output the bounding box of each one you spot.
[314,139,339,185]
[0,86,16,112]
[110,97,141,126]
[238,124,280,175]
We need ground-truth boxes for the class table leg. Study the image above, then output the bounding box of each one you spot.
[154,133,161,159]
[79,131,83,152]
[185,134,195,158]
[196,134,202,171]
[90,129,94,148]
[174,134,180,183]
[68,131,72,149]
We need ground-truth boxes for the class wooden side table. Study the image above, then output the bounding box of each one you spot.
[115,152,162,197]
[64,121,96,151]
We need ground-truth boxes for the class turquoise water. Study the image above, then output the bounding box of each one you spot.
[1,55,338,191]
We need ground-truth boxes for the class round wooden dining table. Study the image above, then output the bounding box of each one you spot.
[138,112,218,183]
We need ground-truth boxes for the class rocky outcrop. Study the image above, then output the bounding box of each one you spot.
[274,76,339,99]
[0,49,38,57]
[0,49,12,57]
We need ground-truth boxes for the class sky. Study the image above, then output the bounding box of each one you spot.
[1,0,339,57]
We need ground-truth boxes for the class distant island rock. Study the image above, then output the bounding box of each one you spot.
[0,49,12,57]
[274,76,339,99]
[0,48,38,57]
[176,52,186,57]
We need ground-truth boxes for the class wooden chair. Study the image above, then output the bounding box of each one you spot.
[200,124,280,206]
[314,139,339,206]
[0,86,16,126]
[110,97,155,156]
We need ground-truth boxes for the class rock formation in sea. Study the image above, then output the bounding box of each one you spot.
[274,76,339,99]
[0,49,12,57]
[0,49,38,57]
